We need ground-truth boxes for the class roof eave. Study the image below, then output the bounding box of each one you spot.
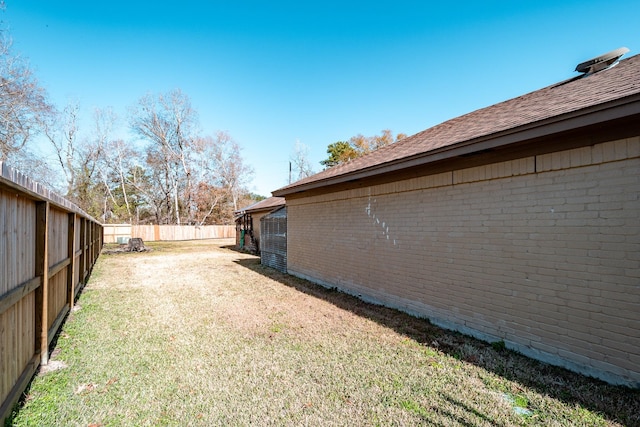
[235,204,285,215]
[273,94,640,197]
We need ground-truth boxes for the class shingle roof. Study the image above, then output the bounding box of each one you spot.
[235,196,285,215]
[274,53,640,196]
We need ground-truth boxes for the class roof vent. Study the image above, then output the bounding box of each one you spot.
[575,47,629,74]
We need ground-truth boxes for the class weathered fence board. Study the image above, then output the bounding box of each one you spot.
[103,224,235,243]
[0,162,102,423]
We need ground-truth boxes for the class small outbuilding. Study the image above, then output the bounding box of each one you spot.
[273,50,640,387]
[234,196,285,253]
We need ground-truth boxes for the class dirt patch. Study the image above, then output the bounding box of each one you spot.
[39,360,67,374]
[101,244,152,255]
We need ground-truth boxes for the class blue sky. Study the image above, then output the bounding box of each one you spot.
[4,1,639,196]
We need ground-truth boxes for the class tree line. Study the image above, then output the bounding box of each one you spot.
[320,129,407,168]
[2,7,405,225]
[1,15,256,225]
[291,128,408,178]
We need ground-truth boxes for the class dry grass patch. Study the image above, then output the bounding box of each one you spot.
[8,239,640,426]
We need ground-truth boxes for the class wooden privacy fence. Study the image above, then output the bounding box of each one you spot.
[103,224,235,243]
[0,162,102,422]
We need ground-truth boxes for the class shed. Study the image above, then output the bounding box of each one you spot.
[234,196,285,253]
[273,51,640,387]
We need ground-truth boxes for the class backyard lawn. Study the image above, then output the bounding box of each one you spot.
[8,239,640,426]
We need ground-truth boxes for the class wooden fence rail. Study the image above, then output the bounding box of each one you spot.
[0,162,102,423]
[103,224,235,243]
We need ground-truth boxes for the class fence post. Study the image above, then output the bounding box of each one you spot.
[34,201,49,365]
[95,222,101,262]
[67,213,76,308]
[79,219,86,284]
[88,222,92,265]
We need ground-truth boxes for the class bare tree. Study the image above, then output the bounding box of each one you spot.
[129,89,198,224]
[40,100,117,217]
[101,138,136,220]
[194,132,253,214]
[0,13,52,161]
[290,140,315,181]
[191,181,227,225]
[90,107,134,221]
[120,164,162,224]
[8,147,59,189]
[71,139,104,215]
[43,100,81,195]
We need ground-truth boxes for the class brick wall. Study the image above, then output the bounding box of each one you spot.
[286,136,640,387]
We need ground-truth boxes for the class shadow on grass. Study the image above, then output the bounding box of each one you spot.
[229,252,640,427]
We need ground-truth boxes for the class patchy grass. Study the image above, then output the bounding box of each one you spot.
[9,239,640,426]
